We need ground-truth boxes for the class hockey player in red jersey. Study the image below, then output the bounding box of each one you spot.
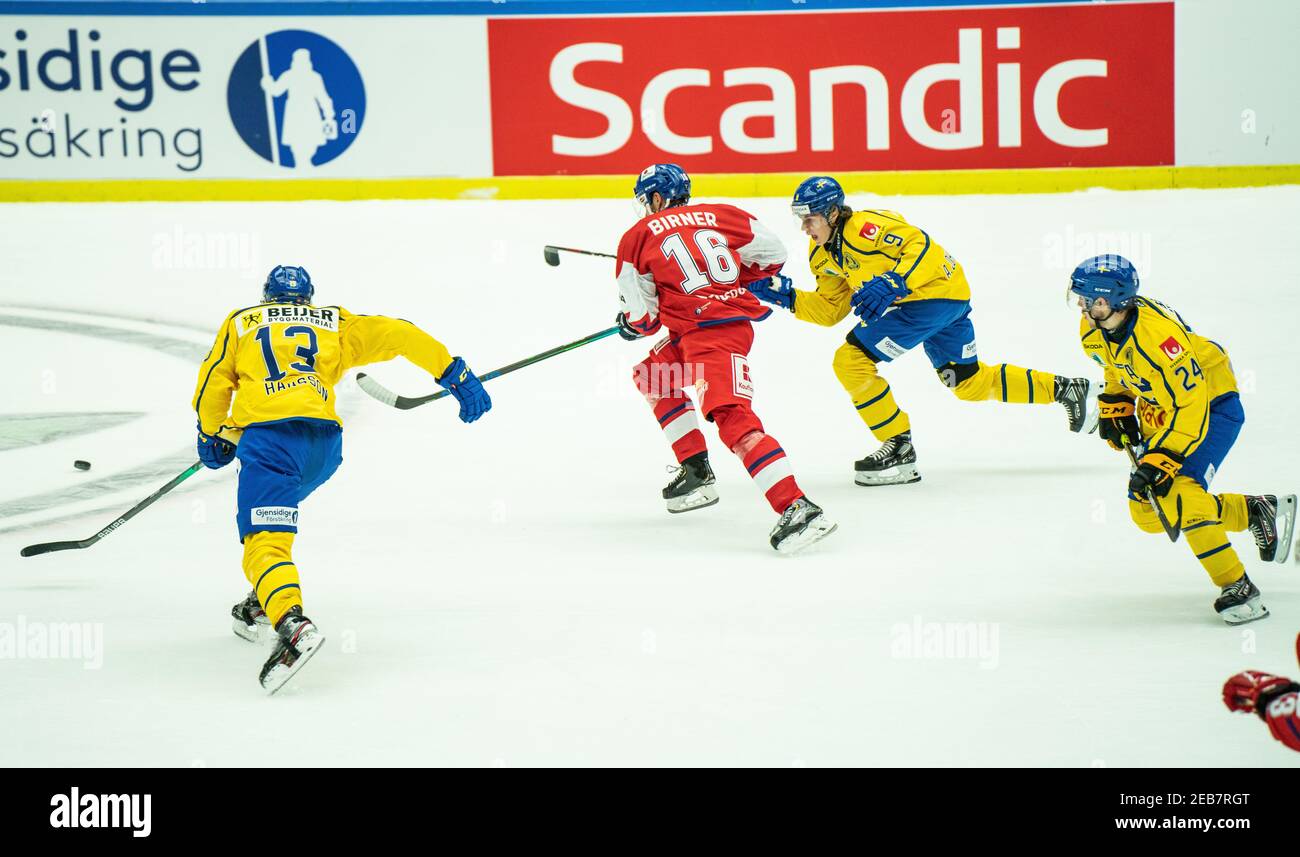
[614,164,835,553]
[1222,633,1300,752]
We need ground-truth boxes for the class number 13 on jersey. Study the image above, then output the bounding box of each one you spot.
[255,325,319,382]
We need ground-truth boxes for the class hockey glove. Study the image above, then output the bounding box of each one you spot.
[1222,670,1300,716]
[197,428,236,470]
[851,271,911,322]
[1263,691,1300,752]
[746,274,794,312]
[615,312,645,342]
[1097,393,1140,450]
[437,357,492,424]
[1129,449,1182,498]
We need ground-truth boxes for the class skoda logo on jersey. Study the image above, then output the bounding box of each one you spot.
[227,30,366,169]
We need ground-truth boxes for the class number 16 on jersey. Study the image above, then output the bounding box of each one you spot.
[661,228,739,293]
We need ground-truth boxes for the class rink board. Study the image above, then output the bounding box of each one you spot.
[0,0,1296,197]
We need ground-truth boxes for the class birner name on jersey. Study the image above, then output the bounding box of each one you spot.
[265,373,330,401]
[645,210,719,236]
[236,305,340,335]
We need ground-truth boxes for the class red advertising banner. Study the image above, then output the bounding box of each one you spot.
[488,2,1173,175]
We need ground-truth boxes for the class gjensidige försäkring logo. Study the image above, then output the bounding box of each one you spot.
[227,30,365,169]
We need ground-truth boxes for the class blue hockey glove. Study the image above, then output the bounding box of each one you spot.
[437,357,492,423]
[746,274,794,311]
[196,428,236,470]
[851,272,911,322]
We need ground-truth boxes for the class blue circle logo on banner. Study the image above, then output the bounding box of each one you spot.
[228,30,366,169]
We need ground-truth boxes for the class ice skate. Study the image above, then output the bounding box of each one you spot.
[770,497,837,554]
[1214,573,1269,625]
[1246,494,1297,564]
[1054,376,1099,434]
[854,431,920,486]
[259,606,326,695]
[663,452,719,513]
[231,590,271,643]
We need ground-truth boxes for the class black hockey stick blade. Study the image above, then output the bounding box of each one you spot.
[19,539,93,557]
[1146,487,1181,542]
[19,461,205,558]
[357,326,621,411]
[543,245,615,266]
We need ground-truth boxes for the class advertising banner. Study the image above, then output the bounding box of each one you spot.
[0,16,492,178]
[0,0,1295,197]
[488,3,1174,176]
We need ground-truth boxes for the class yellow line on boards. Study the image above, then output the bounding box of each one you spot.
[1,165,1296,203]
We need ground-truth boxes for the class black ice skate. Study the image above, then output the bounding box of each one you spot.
[1246,494,1298,564]
[231,590,270,643]
[663,451,720,513]
[1214,573,1269,626]
[770,497,837,554]
[854,431,920,486]
[259,606,326,695]
[1054,376,1099,434]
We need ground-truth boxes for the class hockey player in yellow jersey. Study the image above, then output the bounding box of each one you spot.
[1070,255,1296,624]
[193,265,492,692]
[747,176,1098,486]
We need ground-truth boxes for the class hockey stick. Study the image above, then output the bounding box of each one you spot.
[20,461,205,558]
[356,326,621,410]
[1124,445,1181,543]
[543,245,615,267]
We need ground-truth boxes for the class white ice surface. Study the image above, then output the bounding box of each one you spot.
[1,188,1298,767]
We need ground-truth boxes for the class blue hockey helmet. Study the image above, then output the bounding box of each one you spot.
[263,265,314,305]
[791,175,845,220]
[1068,255,1139,310]
[634,163,691,212]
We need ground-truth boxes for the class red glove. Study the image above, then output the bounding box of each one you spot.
[1263,692,1300,752]
[1222,670,1297,714]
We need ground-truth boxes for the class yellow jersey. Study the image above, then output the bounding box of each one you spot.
[1079,296,1237,456]
[193,303,454,435]
[794,209,971,327]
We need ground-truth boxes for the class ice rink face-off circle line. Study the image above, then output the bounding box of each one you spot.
[0,309,208,531]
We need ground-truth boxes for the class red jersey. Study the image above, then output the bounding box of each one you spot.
[1264,689,1300,752]
[615,202,787,337]
[1263,633,1300,753]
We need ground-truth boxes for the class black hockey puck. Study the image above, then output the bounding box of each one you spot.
[74,460,91,471]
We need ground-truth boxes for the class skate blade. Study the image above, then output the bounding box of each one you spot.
[1218,600,1269,626]
[774,518,838,555]
[1078,380,1100,434]
[854,465,921,487]
[666,484,720,514]
[262,633,326,696]
[232,617,271,644]
[1274,494,1297,565]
